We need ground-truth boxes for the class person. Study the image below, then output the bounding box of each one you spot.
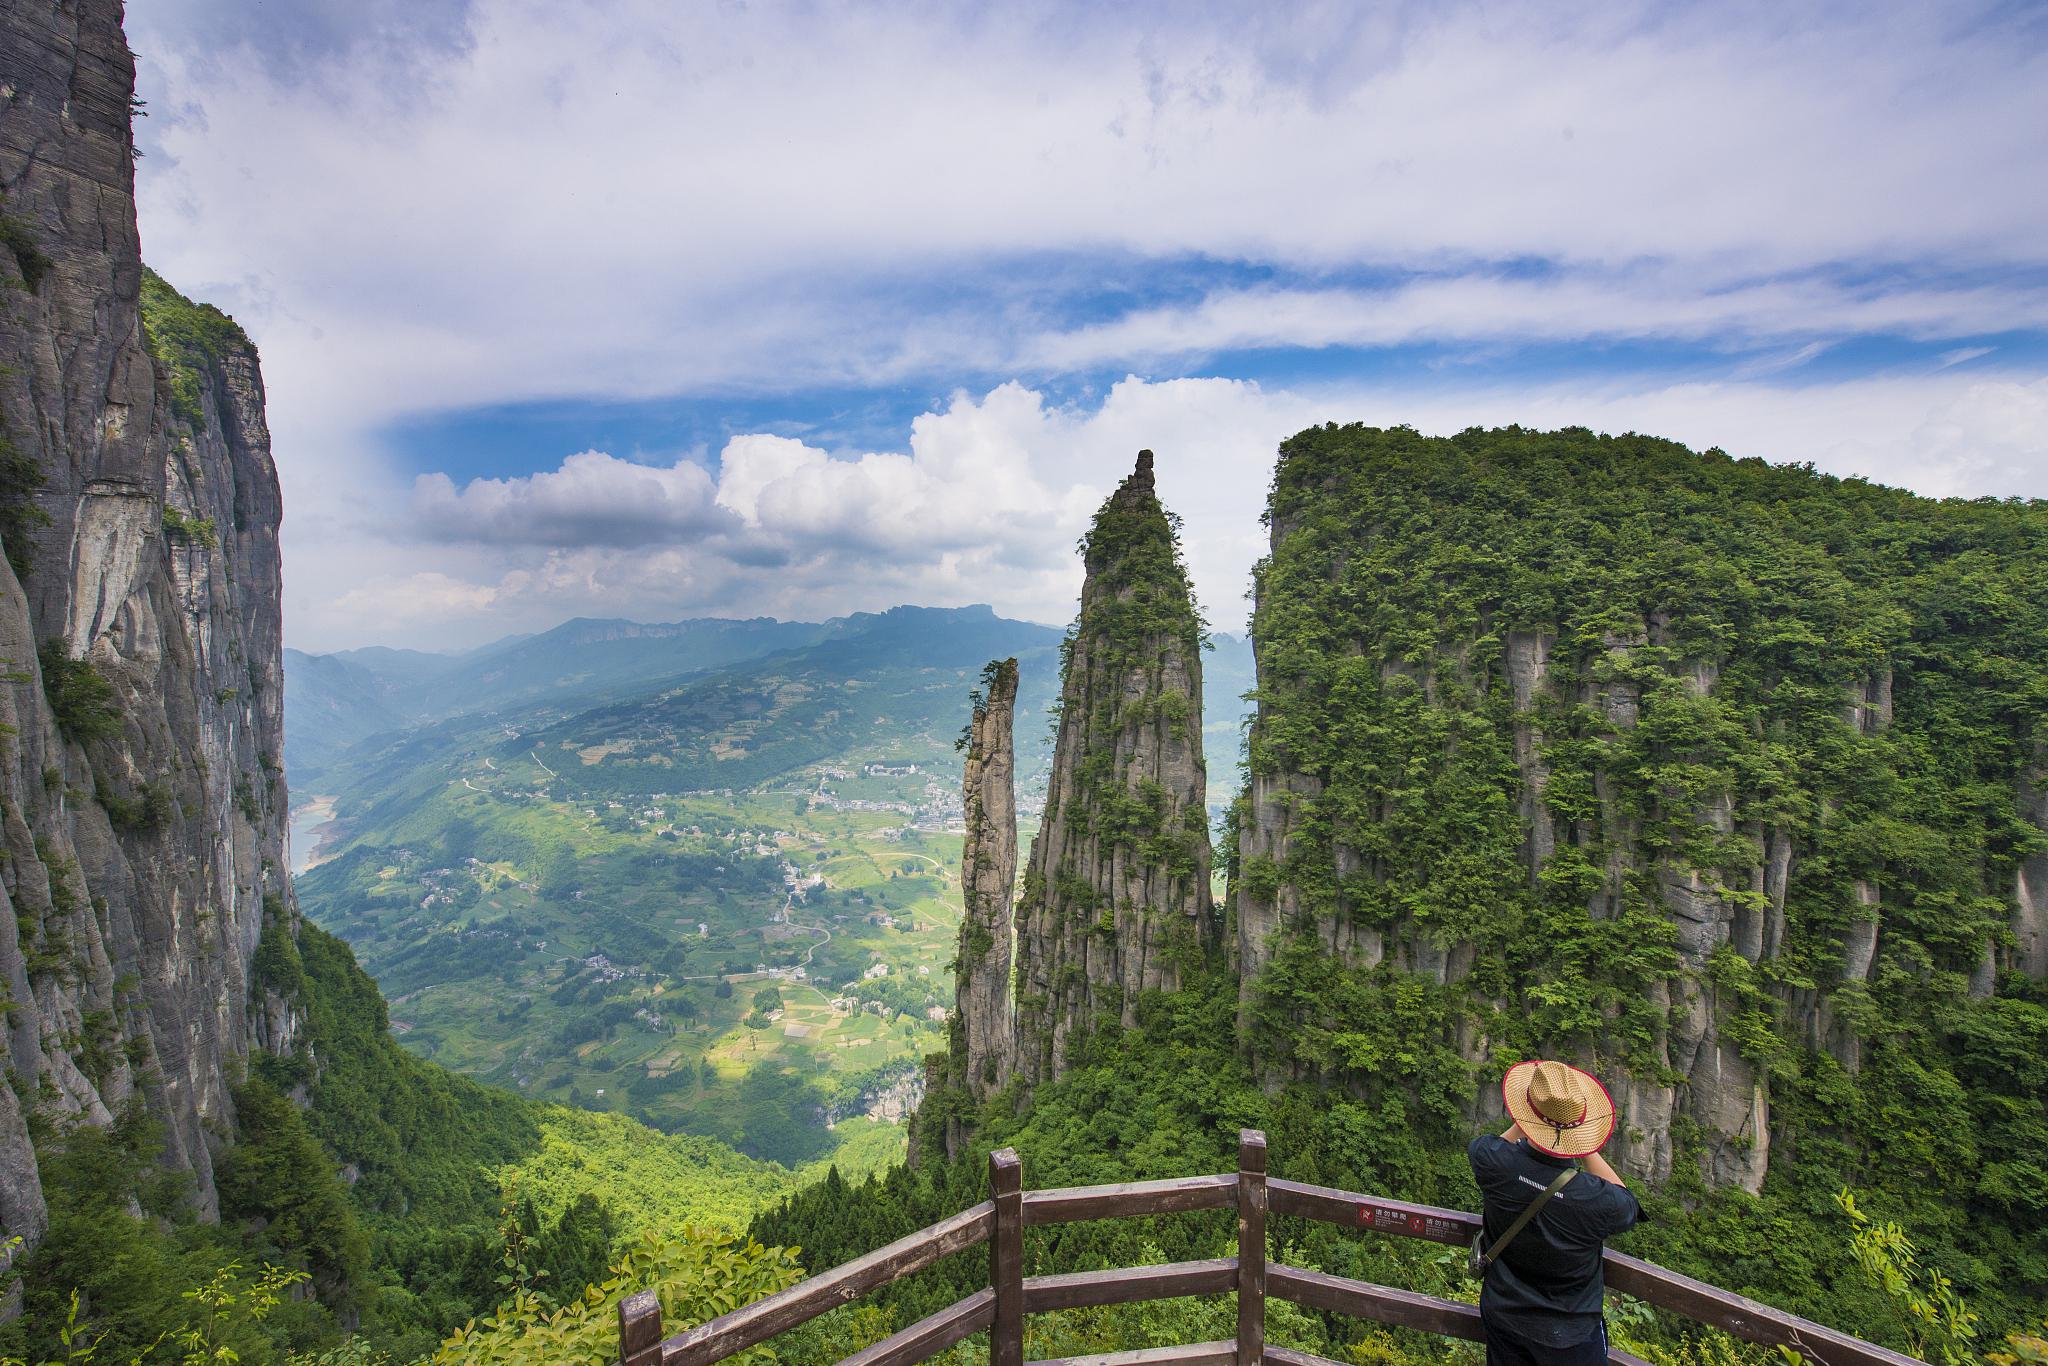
[1467,1059,1643,1366]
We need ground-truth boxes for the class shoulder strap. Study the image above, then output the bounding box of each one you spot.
[1479,1167,1575,1272]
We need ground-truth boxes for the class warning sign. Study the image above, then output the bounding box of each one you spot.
[1356,1202,1468,1244]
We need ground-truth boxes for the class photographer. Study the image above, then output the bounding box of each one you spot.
[1467,1060,1643,1365]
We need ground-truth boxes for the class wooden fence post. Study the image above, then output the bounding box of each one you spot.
[619,1287,663,1366]
[1237,1130,1267,1366]
[991,1148,1024,1366]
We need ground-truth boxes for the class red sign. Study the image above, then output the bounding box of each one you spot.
[1356,1202,1467,1244]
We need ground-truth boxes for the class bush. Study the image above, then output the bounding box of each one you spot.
[38,639,120,743]
[0,421,49,579]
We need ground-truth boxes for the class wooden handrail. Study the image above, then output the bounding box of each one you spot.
[1022,1174,1237,1226]
[619,1133,1922,1366]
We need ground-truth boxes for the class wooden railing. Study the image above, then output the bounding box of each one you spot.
[619,1132,1918,1366]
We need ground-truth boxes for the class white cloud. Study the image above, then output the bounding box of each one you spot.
[412,450,727,546]
[122,2,2048,651]
[287,371,2048,651]
[1026,275,2048,370]
[130,1,2048,430]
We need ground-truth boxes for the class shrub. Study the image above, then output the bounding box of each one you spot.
[38,639,121,743]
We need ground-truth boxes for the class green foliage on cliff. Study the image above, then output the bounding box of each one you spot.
[39,638,122,742]
[1232,424,2048,1329]
[0,411,50,578]
[163,505,221,549]
[0,199,53,292]
[139,266,251,428]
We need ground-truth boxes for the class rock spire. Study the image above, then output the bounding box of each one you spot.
[957,658,1020,1101]
[1008,451,1215,1084]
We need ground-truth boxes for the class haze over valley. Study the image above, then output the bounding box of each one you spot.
[284,605,1253,1166]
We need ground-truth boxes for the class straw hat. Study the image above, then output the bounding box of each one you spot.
[1502,1059,1616,1158]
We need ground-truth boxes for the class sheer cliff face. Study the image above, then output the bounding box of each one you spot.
[1010,452,1215,1085]
[956,659,1019,1103]
[0,0,294,1266]
[1234,425,2048,1194]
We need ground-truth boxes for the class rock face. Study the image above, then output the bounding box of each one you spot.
[0,0,295,1276]
[917,659,1021,1162]
[956,659,1019,1101]
[1009,452,1214,1084]
[1233,424,2048,1195]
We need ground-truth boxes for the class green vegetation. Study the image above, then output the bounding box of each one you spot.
[39,638,122,743]
[5,907,892,1366]
[0,198,53,292]
[163,505,221,549]
[139,266,251,428]
[1229,425,2048,1335]
[0,407,50,578]
[288,608,1081,1164]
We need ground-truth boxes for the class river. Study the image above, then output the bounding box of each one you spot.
[289,796,339,875]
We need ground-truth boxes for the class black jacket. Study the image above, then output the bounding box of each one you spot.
[1467,1135,1642,1346]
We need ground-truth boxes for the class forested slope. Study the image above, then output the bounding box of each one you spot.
[853,428,2048,1364]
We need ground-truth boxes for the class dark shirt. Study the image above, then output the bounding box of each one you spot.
[1467,1135,1642,1348]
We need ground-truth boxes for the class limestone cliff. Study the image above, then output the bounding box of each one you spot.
[916,659,1019,1162]
[1010,452,1214,1084]
[1233,424,2048,1194]
[956,659,1018,1101]
[0,0,295,1273]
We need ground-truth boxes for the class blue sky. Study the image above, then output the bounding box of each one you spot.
[126,0,2048,650]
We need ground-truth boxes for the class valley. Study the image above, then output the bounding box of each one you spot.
[289,606,1245,1168]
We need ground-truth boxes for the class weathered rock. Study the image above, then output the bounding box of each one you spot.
[1226,426,2048,1200]
[0,0,295,1278]
[955,659,1018,1106]
[1010,452,1215,1084]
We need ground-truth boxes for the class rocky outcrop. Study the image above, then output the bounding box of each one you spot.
[1232,424,2048,1197]
[0,0,295,1278]
[956,659,1018,1102]
[1010,452,1214,1084]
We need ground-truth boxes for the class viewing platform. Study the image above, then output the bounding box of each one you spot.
[619,1132,1918,1366]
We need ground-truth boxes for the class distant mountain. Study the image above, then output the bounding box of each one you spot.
[285,616,829,784]
[1203,631,1254,756]
[293,603,1070,1155]
[511,605,1069,796]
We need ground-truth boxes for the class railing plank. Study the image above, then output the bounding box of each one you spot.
[658,1200,995,1366]
[629,1157,1916,1366]
[1235,1131,1266,1366]
[1022,1259,1237,1313]
[1021,1175,1236,1225]
[1026,1341,1237,1366]
[1268,1317,1651,1366]
[620,1289,663,1366]
[1268,1264,1484,1342]
[992,1150,1025,1366]
[1268,1179,1480,1246]
[1264,1346,1356,1366]
[834,1289,995,1366]
[1602,1252,1921,1366]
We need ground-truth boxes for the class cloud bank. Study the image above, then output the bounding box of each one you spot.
[119,0,2048,650]
[311,372,2048,650]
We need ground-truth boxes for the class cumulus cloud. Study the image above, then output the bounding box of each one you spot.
[120,2,2048,651]
[412,450,728,546]
[288,372,2048,651]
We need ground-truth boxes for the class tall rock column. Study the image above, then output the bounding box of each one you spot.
[955,658,1019,1100]
[1010,451,1215,1085]
[0,0,297,1277]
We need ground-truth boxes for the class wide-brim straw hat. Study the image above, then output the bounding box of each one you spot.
[1503,1059,1616,1158]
